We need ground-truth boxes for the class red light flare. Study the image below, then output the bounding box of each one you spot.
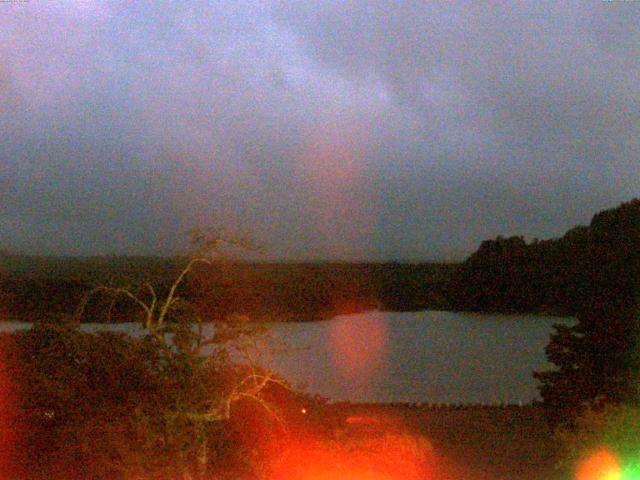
[256,402,478,480]
[299,118,367,188]
[327,311,388,386]
[576,448,621,480]
[296,115,378,258]
[0,343,16,480]
[268,433,436,480]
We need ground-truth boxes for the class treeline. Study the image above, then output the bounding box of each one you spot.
[446,198,640,315]
[0,256,454,322]
[2,199,639,322]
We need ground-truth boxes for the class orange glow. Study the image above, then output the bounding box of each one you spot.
[268,433,435,480]
[346,415,382,425]
[328,312,388,384]
[577,448,621,480]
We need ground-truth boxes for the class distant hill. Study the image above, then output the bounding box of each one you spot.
[2,198,639,322]
[0,255,454,322]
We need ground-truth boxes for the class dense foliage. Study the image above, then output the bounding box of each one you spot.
[1,321,319,479]
[446,200,639,315]
[533,199,640,426]
[1,323,164,479]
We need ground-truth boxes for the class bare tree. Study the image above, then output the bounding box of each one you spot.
[74,230,290,479]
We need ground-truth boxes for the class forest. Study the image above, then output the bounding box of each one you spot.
[446,198,640,315]
[0,257,454,323]
[2,198,639,322]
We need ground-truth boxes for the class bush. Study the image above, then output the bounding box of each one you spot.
[0,323,166,479]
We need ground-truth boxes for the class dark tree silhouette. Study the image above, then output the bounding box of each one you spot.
[535,199,640,426]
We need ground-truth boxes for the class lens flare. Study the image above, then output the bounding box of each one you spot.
[327,312,388,384]
[268,432,435,480]
[577,448,621,480]
[621,463,640,480]
[299,118,367,190]
[297,116,377,258]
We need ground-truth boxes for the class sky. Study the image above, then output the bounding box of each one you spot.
[1,0,639,261]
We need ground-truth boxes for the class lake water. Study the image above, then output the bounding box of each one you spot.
[0,310,572,405]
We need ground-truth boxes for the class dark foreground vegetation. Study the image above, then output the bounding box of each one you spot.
[0,321,320,480]
[0,319,555,480]
[0,293,556,479]
[1,198,640,479]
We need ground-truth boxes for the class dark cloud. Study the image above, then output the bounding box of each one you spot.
[1,1,638,259]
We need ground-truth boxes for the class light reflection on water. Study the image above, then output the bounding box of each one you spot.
[0,310,573,404]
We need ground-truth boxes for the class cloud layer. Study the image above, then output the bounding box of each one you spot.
[1,0,638,259]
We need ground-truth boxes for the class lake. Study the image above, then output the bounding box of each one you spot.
[0,310,572,405]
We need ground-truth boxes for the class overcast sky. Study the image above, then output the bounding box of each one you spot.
[1,1,638,260]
